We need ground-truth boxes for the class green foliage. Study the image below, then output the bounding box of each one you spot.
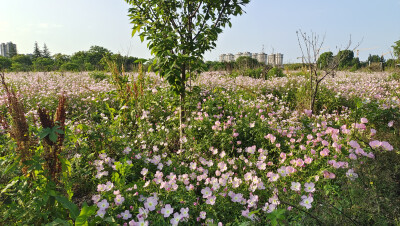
[368,54,381,63]
[317,51,333,69]
[267,67,285,78]
[42,43,51,58]
[33,57,55,72]
[125,0,250,95]
[284,63,304,70]
[33,41,42,59]
[86,46,111,71]
[385,59,398,68]
[392,40,400,60]
[89,71,109,82]
[337,50,354,69]
[38,125,64,143]
[60,62,80,72]
[235,56,260,70]
[11,54,32,71]
[0,56,12,70]
[53,53,71,70]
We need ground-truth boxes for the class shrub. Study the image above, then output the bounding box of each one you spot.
[267,67,285,78]
[89,71,109,82]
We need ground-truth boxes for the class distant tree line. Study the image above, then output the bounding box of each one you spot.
[1,39,399,73]
[284,40,400,72]
[0,42,140,72]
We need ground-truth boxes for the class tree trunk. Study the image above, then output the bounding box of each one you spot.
[179,63,186,150]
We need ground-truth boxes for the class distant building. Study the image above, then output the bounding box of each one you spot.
[0,42,17,58]
[219,51,283,67]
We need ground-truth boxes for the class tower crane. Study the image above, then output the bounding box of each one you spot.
[381,51,392,58]
[354,47,379,58]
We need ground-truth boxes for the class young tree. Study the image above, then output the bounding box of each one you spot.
[33,41,42,59]
[317,51,333,69]
[125,0,250,141]
[296,30,357,113]
[42,43,51,58]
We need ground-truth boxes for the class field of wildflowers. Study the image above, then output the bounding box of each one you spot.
[0,70,399,225]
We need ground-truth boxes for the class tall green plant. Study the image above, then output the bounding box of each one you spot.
[125,0,250,144]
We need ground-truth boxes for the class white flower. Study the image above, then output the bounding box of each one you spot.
[161,204,174,218]
[290,182,301,191]
[299,195,313,209]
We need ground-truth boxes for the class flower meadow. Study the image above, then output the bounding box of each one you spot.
[0,71,399,225]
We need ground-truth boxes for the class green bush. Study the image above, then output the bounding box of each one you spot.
[89,71,109,82]
[60,62,80,72]
[267,67,285,78]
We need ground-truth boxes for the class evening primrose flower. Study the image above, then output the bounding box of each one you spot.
[269,173,280,182]
[96,209,106,218]
[199,211,206,219]
[232,193,244,203]
[201,187,212,198]
[304,182,315,193]
[121,210,132,220]
[97,199,109,209]
[369,140,381,148]
[218,162,227,172]
[277,166,287,176]
[141,168,148,176]
[206,195,216,205]
[144,197,158,211]
[114,195,125,205]
[180,207,189,218]
[381,141,393,151]
[299,195,313,209]
[349,140,360,149]
[161,204,174,218]
[170,212,182,226]
[92,194,100,204]
[346,169,358,180]
[105,181,114,191]
[290,182,301,191]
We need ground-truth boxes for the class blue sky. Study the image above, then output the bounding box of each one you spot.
[1,0,399,63]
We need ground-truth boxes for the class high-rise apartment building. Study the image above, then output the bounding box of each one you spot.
[0,42,17,57]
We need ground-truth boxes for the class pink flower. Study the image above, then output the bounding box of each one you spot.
[304,109,312,117]
[144,197,158,211]
[206,195,216,205]
[199,211,206,219]
[360,118,368,123]
[299,195,313,209]
[346,169,358,180]
[349,140,360,149]
[201,187,212,198]
[114,195,125,205]
[320,148,330,157]
[381,141,393,151]
[304,182,315,193]
[97,199,109,210]
[290,182,301,191]
[388,121,394,127]
[323,171,336,179]
[121,210,132,220]
[369,140,381,148]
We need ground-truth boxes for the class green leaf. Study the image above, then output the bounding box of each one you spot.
[49,132,58,142]
[46,218,71,226]
[1,179,18,194]
[55,195,80,220]
[38,128,51,139]
[75,203,96,226]
[3,160,19,175]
